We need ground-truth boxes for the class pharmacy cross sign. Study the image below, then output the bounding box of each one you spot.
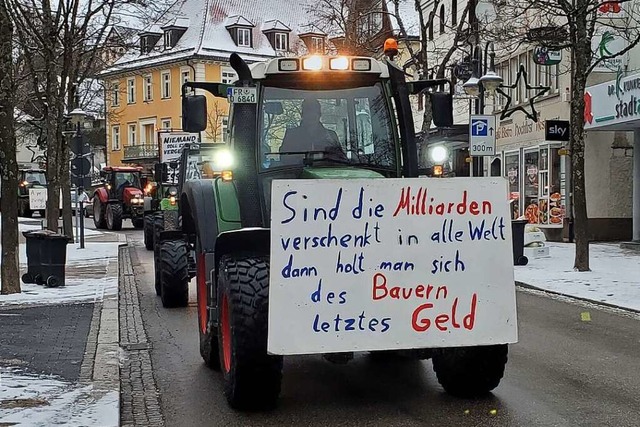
[496,64,550,122]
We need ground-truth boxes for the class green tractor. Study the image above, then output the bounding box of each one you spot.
[176,52,515,410]
[149,142,231,307]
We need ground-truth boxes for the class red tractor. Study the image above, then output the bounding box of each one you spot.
[92,166,146,230]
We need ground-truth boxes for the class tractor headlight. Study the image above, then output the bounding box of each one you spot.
[167,186,178,197]
[429,146,448,163]
[214,149,233,169]
[169,196,177,206]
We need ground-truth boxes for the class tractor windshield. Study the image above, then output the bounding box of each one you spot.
[24,171,46,185]
[114,172,141,189]
[259,83,397,171]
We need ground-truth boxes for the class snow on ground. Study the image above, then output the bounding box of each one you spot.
[0,368,118,426]
[0,242,120,306]
[515,242,640,311]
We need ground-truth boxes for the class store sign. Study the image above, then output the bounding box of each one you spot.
[533,47,562,66]
[591,27,629,72]
[545,120,570,141]
[268,179,518,355]
[584,70,640,129]
[159,132,200,163]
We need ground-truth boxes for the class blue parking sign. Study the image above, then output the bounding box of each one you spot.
[471,119,488,137]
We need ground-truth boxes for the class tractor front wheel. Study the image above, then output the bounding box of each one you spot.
[106,203,123,231]
[432,344,508,398]
[132,217,144,229]
[143,215,154,250]
[159,240,189,308]
[217,254,282,411]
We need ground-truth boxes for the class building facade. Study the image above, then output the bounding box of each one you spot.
[418,0,635,241]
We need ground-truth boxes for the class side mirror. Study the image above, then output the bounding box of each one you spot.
[182,95,207,132]
[430,92,454,128]
[264,101,283,115]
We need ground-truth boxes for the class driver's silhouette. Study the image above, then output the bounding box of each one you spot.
[279,99,342,161]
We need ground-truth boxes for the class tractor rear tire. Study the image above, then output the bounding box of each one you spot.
[153,213,164,296]
[132,218,144,229]
[217,254,282,411]
[143,215,154,250]
[432,344,508,398]
[159,240,189,308]
[93,199,107,229]
[106,203,123,231]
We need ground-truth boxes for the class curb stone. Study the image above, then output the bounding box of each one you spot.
[118,242,165,427]
[516,281,640,315]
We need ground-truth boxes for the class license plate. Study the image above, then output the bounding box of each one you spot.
[227,87,257,104]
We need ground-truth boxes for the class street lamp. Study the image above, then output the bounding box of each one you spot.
[69,107,87,249]
[463,42,502,177]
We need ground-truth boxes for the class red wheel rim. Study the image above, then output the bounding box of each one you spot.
[221,294,231,373]
[196,253,207,334]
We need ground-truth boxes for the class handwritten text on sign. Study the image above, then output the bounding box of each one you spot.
[29,188,47,210]
[267,178,518,355]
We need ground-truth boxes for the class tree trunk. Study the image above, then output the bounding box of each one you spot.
[570,24,591,271]
[0,0,21,294]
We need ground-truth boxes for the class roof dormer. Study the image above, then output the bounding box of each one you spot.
[225,15,255,48]
[161,18,188,49]
[139,28,162,54]
[262,20,291,52]
[299,25,327,54]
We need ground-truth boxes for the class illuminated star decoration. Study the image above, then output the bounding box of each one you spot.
[496,64,550,122]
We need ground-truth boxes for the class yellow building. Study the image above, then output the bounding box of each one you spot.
[101,0,422,168]
[101,0,330,167]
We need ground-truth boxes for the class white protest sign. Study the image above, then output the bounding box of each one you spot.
[268,178,518,355]
[159,132,200,163]
[29,188,47,210]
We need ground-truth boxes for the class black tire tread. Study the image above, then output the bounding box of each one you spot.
[143,214,154,250]
[107,203,123,231]
[218,254,282,411]
[159,240,189,308]
[153,213,164,295]
[93,199,107,229]
[432,344,508,398]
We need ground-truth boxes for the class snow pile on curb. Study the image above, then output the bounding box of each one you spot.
[0,368,118,426]
[0,242,119,307]
[515,242,640,311]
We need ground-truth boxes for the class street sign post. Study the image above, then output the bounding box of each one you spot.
[469,115,496,156]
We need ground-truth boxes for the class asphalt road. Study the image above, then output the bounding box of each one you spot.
[126,230,640,427]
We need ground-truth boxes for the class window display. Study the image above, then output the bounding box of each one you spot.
[502,144,565,227]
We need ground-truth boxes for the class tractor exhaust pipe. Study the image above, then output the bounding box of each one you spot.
[230,53,253,83]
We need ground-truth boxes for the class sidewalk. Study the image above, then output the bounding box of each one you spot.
[514,242,640,312]
[0,225,123,426]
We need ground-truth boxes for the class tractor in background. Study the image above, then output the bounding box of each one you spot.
[17,166,47,217]
[92,166,146,231]
[150,142,232,307]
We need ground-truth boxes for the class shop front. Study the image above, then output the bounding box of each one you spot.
[490,108,570,240]
[585,72,640,247]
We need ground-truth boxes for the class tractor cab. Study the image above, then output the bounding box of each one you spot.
[182,53,452,226]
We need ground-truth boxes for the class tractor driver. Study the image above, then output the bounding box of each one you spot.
[279,99,345,164]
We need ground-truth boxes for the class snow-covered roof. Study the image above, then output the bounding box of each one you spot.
[102,0,322,75]
[263,20,291,32]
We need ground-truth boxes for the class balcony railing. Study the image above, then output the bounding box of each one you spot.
[123,144,158,161]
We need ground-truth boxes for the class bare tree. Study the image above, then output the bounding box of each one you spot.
[205,100,227,142]
[7,0,172,238]
[0,0,20,294]
[487,0,640,271]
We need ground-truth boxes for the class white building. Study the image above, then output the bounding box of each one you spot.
[418,0,635,242]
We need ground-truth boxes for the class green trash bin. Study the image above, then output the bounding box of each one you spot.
[22,230,72,287]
